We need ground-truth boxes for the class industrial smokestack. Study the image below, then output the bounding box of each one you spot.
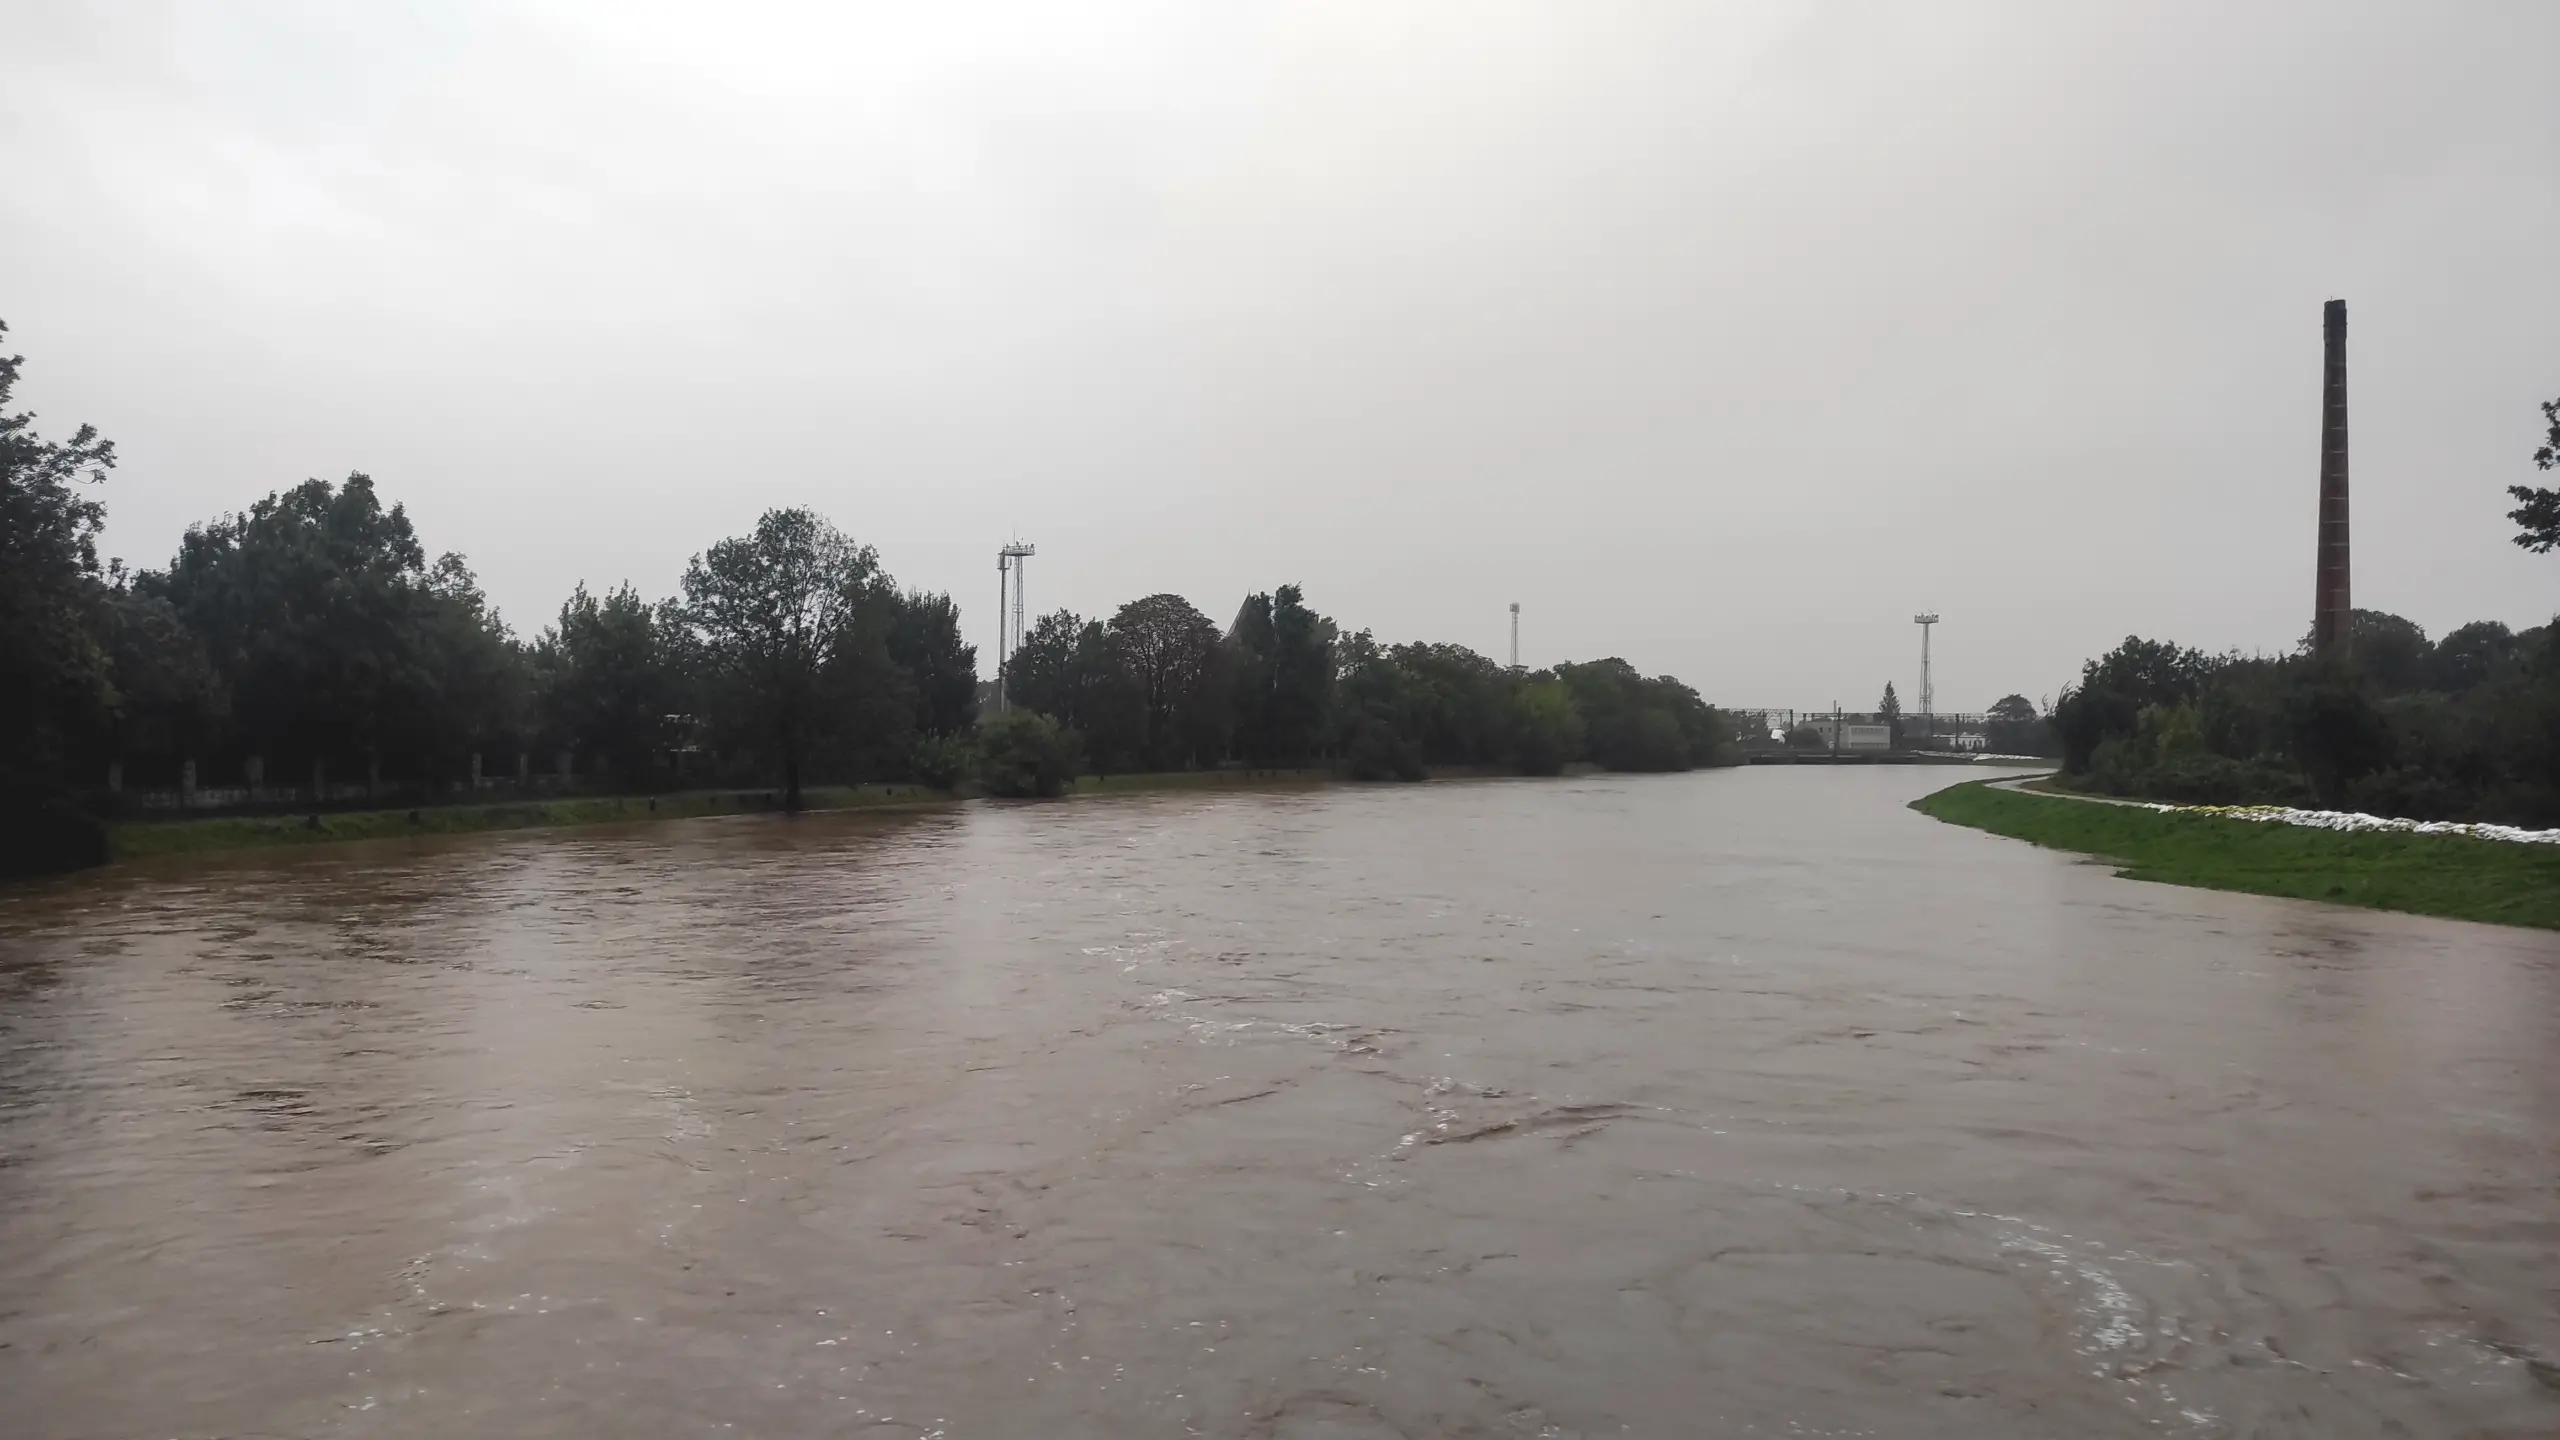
[2312,299,2350,655]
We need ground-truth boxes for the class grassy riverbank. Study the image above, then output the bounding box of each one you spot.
[105,768,1348,861]
[1914,779,2560,930]
[107,784,948,859]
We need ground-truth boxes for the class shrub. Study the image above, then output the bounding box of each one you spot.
[1341,718,1426,782]
[0,780,109,876]
[909,733,976,791]
[977,710,1079,798]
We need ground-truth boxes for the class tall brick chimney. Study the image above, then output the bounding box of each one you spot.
[2312,298,2350,655]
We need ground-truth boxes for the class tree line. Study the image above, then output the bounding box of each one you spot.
[1,320,1741,872]
[2049,611,2560,822]
[999,587,1735,785]
[1961,397,2560,792]
[2048,394,2560,824]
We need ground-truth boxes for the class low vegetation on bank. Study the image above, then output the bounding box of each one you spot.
[1914,780,2560,931]
[106,786,932,859]
[103,767,1352,861]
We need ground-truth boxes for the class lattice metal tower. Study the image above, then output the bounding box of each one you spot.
[996,540,1035,711]
[1913,613,1939,737]
[1509,603,1521,670]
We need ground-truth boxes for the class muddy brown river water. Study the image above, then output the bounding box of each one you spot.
[3,766,2558,1438]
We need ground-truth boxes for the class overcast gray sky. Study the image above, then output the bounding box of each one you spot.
[5,2,2554,711]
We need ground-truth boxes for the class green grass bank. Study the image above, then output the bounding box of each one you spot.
[105,767,1348,861]
[1913,779,2560,931]
[107,784,950,860]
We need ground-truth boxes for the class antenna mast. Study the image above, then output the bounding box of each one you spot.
[1509,602,1521,670]
[1913,613,1938,741]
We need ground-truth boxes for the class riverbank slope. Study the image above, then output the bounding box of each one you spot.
[1914,778,2560,930]
[104,768,1347,861]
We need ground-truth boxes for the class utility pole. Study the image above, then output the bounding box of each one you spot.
[1913,613,1938,744]
[1509,602,1521,670]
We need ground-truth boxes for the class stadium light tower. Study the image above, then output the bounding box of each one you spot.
[1913,613,1939,738]
[997,540,1035,710]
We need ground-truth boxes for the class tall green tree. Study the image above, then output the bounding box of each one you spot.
[536,582,675,785]
[1228,583,1336,763]
[1332,630,1426,781]
[101,584,226,770]
[0,319,118,775]
[2050,636,2213,772]
[1268,584,1335,761]
[1987,694,2037,725]
[1227,592,1278,761]
[1107,593,1227,770]
[1984,693,2048,755]
[890,590,978,740]
[818,566,917,782]
[2344,609,2434,694]
[677,507,879,811]
[1008,609,1094,726]
[142,473,520,788]
[2432,621,2516,693]
[1378,642,1517,765]
[2507,397,2560,552]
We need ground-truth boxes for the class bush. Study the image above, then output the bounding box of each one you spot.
[976,710,1079,798]
[1341,718,1426,782]
[0,780,110,876]
[909,733,976,791]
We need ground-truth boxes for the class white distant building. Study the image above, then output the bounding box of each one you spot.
[1802,719,1893,752]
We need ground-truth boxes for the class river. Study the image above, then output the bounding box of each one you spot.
[2,766,2556,1437]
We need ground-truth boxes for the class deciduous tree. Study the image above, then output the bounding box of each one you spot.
[678,508,878,811]
[0,319,117,773]
[2507,397,2560,552]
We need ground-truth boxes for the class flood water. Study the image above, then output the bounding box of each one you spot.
[3,766,2558,1438]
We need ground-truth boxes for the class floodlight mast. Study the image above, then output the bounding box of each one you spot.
[997,540,1036,712]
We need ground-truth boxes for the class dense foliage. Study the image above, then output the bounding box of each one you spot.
[0,320,1742,871]
[2051,611,2560,823]
[2507,396,2560,553]
[1003,604,1739,785]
